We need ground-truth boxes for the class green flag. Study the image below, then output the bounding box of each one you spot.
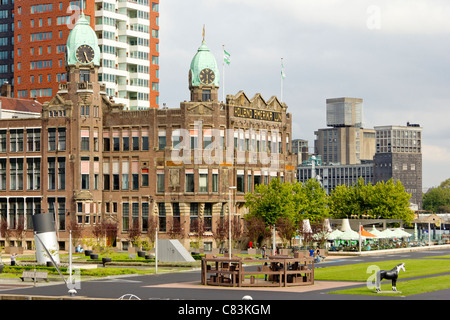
[224,49,231,65]
[281,59,286,79]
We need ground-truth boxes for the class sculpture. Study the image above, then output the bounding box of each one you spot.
[376,263,405,292]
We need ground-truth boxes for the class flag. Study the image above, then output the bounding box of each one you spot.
[224,49,231,65]
[281,59,286,79]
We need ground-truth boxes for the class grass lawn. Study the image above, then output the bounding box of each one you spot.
[329,275,450,296]
[315,257,450,296]
[314,258,450,282]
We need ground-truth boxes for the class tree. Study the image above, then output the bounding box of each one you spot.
[292,179,330,224]
[244,215,271,247]
[329,178,414,223]
[423,180,450,213]
[244,178,295,226]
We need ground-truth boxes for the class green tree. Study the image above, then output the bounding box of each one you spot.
[329,178,414,223]
[423,180,450,213]
[292,179,330,224]
[244,178,295,226]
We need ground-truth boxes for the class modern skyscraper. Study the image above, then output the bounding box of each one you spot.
[11,0,159,109]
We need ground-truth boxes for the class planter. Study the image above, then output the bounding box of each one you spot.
[137,251,146,258]
[102,257,112,267]
[90,253,99,260]
[84,250,93,256]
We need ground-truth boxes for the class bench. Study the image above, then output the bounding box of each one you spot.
[20,271,49,282]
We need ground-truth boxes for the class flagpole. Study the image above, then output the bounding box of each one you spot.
[280,58,284,102]
[222,45,225,103]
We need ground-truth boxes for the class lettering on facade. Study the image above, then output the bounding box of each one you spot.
[234,107,282,122]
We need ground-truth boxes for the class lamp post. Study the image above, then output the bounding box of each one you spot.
[228,186,236,256]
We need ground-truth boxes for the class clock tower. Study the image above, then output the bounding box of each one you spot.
[189,35,220,102]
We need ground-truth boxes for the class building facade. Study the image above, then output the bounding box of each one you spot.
[9,0,159,109]
[0,16,295,252]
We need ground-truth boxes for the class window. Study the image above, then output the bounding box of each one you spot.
[158,129,166,150]
[172,129,181,149]
[10,158,24,190]
[48,128,56,151]
[58,157,65,190]
[103,161,110,190]
[173,203,180,232]
[113,161,119,190]
[58,128,65,151]
[47,157,55,190]
[81,157,89,190]
[141,130,149,150]
[122,132,129,151]
[132,131,139,151]
[199,170,208,193]
[202,90,211,102]
[27,128,41,152]
[141,168,149,187]
[0,130,6,152]
[10,129,24,152]
[27,158,41,190]
[156,170,164,193]
[103,132,110,151]
[132,202,139,229]
[190,203,198,232]
[122,203,129,232]
[204,203,212,232]
[237,171,244,192]
[185,170,194,192]
[113,131,120,151]
[212,171,218,192]
[122,161,129,190]
[81,129,89,151]
[142,202,149,232]
[158,203,166,232]
[0,159,6,190]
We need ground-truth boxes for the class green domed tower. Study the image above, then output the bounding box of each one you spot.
[66,13,101,67]
[189,33,220,102]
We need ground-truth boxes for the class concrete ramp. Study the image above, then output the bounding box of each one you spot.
[157,239,195,262]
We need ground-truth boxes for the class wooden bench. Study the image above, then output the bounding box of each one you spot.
[20,271,49,282]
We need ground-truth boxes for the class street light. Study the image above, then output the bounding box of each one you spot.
[228,186,236,256]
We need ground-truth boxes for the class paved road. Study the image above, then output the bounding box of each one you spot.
[1,248,449,302]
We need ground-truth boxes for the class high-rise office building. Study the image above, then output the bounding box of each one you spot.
[315,98,375,165]
[373,123,423,208]
[0,0,15,93]
[11,0,159,109]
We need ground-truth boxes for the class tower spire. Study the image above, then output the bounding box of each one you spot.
[202,25,205,42]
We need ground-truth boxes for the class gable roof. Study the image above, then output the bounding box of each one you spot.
[0,97,42,114]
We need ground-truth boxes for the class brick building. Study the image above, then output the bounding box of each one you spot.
[0,15,295,251]
[6,0,159,109]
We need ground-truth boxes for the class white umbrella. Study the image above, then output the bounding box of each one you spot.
[302,219,313,234]
[327,229,343,240]
[391,228,411,238]
[338,229,361,240]
[380,229,397,239]
[369,226,385,238]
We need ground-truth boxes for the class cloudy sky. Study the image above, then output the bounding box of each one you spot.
[158,0,450,189]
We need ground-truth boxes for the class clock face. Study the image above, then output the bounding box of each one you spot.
[76,45,95,64]
[199,68,215,85]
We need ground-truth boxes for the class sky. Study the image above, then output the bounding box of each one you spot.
[157,0,450,190]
